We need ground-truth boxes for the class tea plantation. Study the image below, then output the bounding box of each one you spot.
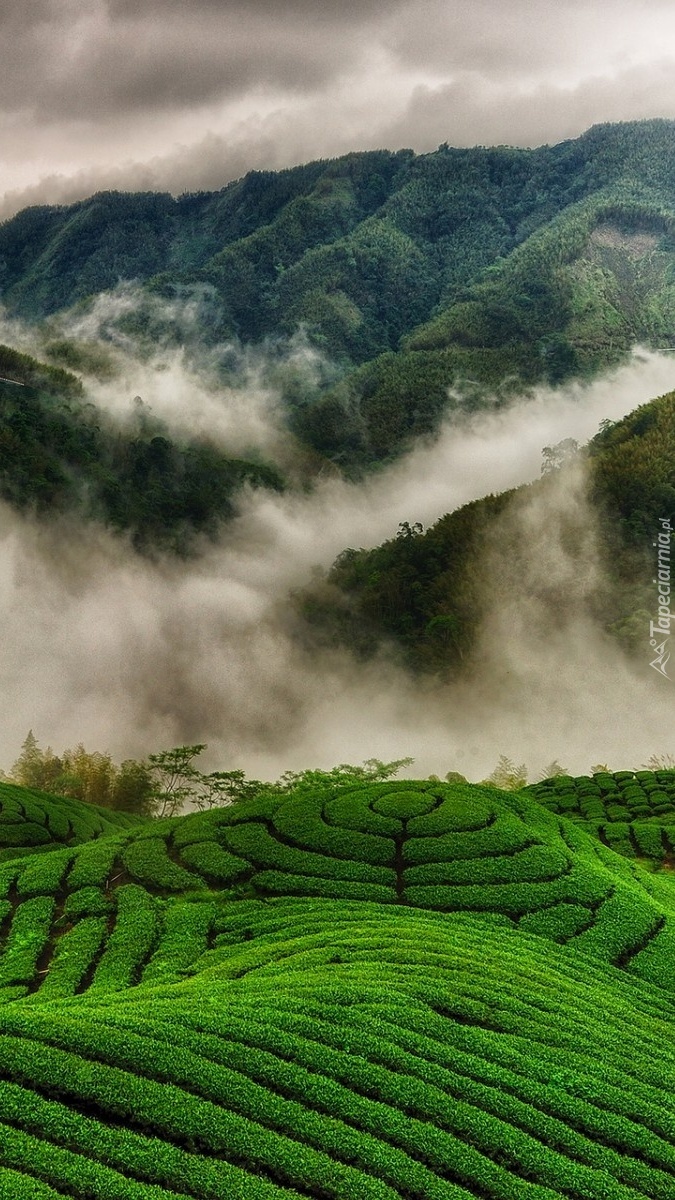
[2,773,675,1197]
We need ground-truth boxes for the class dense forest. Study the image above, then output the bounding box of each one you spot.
[0,345,284,551]
[4,121,675,475]
[299,390,675,673]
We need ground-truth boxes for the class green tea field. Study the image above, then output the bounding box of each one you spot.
[2,773,675,1198]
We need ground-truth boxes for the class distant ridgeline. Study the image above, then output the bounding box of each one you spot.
[4,121,675,467]
[2,771,675,1196]
[0,344,284,552]
[300,388,675,673]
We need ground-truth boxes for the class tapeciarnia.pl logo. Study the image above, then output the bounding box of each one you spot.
[649,517,673,678]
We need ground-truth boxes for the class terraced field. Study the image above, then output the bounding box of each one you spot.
[526,769,675,859]
[2,773,675,1198]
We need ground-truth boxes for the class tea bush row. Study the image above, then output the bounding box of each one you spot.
[0,896,54,988]
[403,813,533,864]
[529,771,675,824]
[0,1079,297,1200]
[143,902,215,984]
[88,885,158,995]
[120,1004,675,1198]
[403,845,570,888]
[404,861,611,918]
[35,915,108,1000]
[268,796,394,865]
[177,840,248,884]
[223,822,396,885]
[0,1030,403,1200]
[122,839,201,893]
[0,1003,640,1200]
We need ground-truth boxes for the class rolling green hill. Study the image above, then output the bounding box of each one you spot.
[3,773,675,1197]
[6,121,675,468]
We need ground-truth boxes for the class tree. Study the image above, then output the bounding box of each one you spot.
[538,760,568,781]
[481,755,528,790]
[146,744,207,818]
[273,758,414,795]
[112,759,154,815]
[444,770,468,784]
[541,438,579,474]
[397,522,424,539]
[194,769,262,810]
[11,730,47,789]
[57,745,116,806]
[10,732,155,813]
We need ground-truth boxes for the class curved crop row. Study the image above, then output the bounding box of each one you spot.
[2,906,675,1198]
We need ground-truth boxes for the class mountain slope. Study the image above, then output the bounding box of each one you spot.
[6,122,675,468]
[0,345,285,551]
[299,387,675,672]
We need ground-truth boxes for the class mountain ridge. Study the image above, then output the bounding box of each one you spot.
[5,121,675,468]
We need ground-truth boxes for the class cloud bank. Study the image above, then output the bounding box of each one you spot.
[3,347,675,784]
[2,0,675,216]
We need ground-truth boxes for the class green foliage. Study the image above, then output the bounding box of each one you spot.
[0,782,139,863]
[270,757,414,796]
[0,351,284,551]
[6,761,675,1196]
[88,885,159,994]
[8,736,262,819]
[8,123,675,476]
[301,387,675,672]
[122,839,201,892]
[146,745,208,818]
[0,896,54,989]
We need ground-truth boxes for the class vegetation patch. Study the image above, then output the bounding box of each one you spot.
[0,772,673,1196]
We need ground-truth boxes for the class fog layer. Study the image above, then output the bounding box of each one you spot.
[3,347,675,782]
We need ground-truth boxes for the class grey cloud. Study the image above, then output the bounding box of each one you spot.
[382,0,607,78]
[1,0,675,229]
[0,0,395,121]
[49,21,344,116]
[381,58,675,151]
[105,0,396,17]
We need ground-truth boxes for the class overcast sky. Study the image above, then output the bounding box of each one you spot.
[2,0,675,214]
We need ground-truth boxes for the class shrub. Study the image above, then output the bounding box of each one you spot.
[88,885,158,994]
[122,838,202,892]
[178,841,250,885]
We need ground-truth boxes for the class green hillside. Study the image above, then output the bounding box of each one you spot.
[300,387,675,672]
[0,345,284,551]
[5,122,675,467]
[2,774,675,1197]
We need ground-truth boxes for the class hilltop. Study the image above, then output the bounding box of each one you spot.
[2,772,675,1196]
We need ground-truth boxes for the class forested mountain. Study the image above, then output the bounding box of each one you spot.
[2,121,675,551]
[299,389,675,672]
[4,120,675,468]
[0,345,284,552]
